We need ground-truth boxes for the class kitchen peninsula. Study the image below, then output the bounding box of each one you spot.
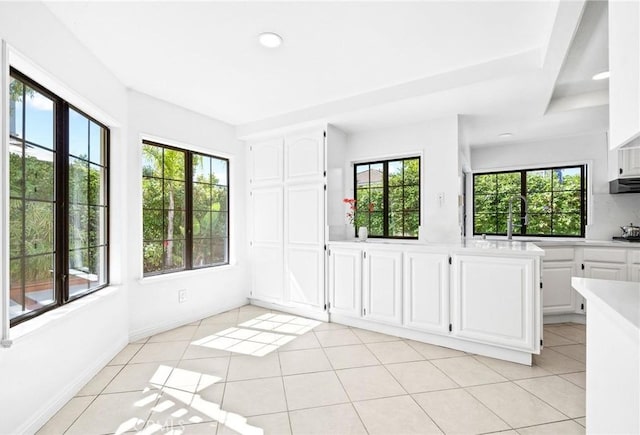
[327,239,544,365]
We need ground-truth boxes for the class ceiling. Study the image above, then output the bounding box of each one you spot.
[43,1,607,146]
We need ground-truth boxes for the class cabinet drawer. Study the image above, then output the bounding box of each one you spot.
[543,247,574,261]
[583,248,627,263]
[631,249,640,264]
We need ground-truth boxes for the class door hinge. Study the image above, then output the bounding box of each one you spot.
[363,308,367,316]
[324,185,327,191]
[324,244,327,251]
[581,263,585,270]
[323,170,327,177]
[581,303,585,310]
[364,251,367,259]
[448,256,452,265]
[620,167,623,175]
[324,131,327,138]
[540,282,543,289]
[324,303,327,310]
[540,339,543,346]
[448,323,452,332]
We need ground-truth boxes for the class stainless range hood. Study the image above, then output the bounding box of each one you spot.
[610,177,640,194]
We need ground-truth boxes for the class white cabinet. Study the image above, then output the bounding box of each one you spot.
[250,138,283,185]
[583,262,628,281]
[363,249,403,325]
[620,148,640,177]
[631,265,640,282]
[249,129,326,312]
[543,261,577,314]
[609,0,640,150]
[285,183,324,308]
[403,252,449,334]
[451,254,538,352]
[328,247,362,317]
[250,187,283,302]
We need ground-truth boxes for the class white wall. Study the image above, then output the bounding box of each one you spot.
[343,116,461,242]
[470,132,640,240]
[0,2,129,434]
[125,90,250,340]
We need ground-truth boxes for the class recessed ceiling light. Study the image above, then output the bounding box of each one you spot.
[258,32,283,48]
[592,71,610,81]
[498,133,513,138]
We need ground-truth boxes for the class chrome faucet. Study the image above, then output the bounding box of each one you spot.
[507,195,529,240]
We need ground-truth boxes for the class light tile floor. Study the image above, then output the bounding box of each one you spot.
[37,305,587,435]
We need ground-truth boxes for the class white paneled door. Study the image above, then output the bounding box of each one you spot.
[285,183,324,308]
[250,138,283,185]
[285,130,325,182]
[403,252,449,333]
[328,247,362,317]
[363,249,403,325]
[542,261,577,314]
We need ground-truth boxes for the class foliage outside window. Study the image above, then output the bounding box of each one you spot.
[142,141,229,276]
[9,69,109,326]
[354,157,420,238]
[473,165,586,237]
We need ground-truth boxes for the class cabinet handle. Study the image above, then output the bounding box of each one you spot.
[581,263,585,270]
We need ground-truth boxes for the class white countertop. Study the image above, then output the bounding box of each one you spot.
[471,237,640,248]
[572,277,640,331]
[328,238,545,256]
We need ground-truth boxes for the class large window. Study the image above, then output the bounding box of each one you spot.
[473,165,586,237]
[9,69,109,326]
[142,141,229,276]
[354,157,420,238]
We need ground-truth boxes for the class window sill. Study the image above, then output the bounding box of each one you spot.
[5,285,121,347]
[139,262,237,285]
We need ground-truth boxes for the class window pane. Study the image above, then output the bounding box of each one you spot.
[193,239,213,267]
[88,163,106,206]
[69,204,89,251]
[212,212,228,238]
[10,199,23,258]
[474,213,497,234]
[404,211,419,237]
[553,191,581,213]
[527,170,551,193]
[25,254,55,311]
[212,238,228,264]
[528,192,552,214]
[356,188,369,211]
[69,108,88,159]
[404,159,420,185]
[9,78,24,138]
[355,164,371,187]
[143,177,163,209]
[89,246,107,289]
[25,146,55,201]
[89,206,106,247]
[9,142,23,197]
[9,259,23,319]
[143,209,164,241]
[142,144,162,178]
[474,174,497,195]
[212,158,228,186]
[89,121,104,165]
[164,180,185,210]
[496,172,521,194]
[369,163,383,187]
[528,213,552,234]
[404,186,419,210]
[388,160,403,186]
[474,194,495,215]
[164,148,185,181]
[69,157,88,205]
[389,211,403,236]
[370,187,384,211]
[212,186,228,212]
[25,201,54,255]
[553,213,581,236]
[25,87,54,149]
[554,167,581,191]
[497,194,521,215]
[370,212,384,236]
[143,242,164,274]
[193,155,211,182]
[165,239,185,270]
[69,248,90,297]
[193,183,211,210]
[193,210,212,239]
[389,187,403,211]
[163,211,186,241]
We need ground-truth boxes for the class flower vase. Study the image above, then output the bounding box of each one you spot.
[358,226,368,241]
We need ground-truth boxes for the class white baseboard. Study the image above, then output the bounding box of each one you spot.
[543,313,587,325]
[18,336,128,435]
[128,297,249,343]
[249,299,329,322]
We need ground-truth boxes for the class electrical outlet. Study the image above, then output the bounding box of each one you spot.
[178,289,188,303]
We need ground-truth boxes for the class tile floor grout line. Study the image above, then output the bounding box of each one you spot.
[274,349,294,435]
[508,376,580,422]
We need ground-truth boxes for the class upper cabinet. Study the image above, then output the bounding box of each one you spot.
[250,138,284,185]
[285,130,325,182]
[609,0,640,150]
[620,148,640,177]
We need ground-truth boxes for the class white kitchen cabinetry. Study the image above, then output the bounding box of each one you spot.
[249,130,326,314]
[583,262,628,281]
[631,250,640,282]
[609,0,640,150]
[328,247,362,317]
[362,249,403,325]
[620,148,640,177]
[451,254,538,352]
[403,251,449,334]
[543,261,577,314]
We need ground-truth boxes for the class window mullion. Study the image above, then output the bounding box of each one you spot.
[383,162,389,237]
[185,152,193,270]
[520,170,526,236]
[58,101,69,304]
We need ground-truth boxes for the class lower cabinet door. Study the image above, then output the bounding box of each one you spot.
[583,262,628,281]
[363,249,403,325]
[451,254,536,351]
[631,265,640,282]
[328,247,362,317]
[542,261,577,314]
[403,251,449,333]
